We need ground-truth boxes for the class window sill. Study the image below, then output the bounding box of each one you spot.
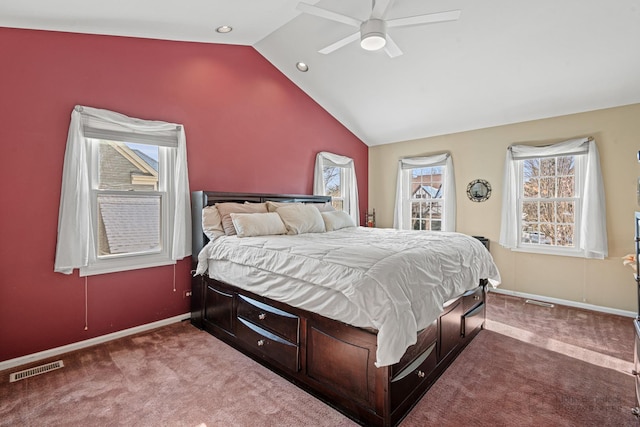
[511,245,584,258]
[79,255,175,276]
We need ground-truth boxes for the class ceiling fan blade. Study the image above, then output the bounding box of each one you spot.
[371,0,395,19]
[318,31,361,54]
[296,2,361,27]
[384,35,403,58]
[387,10,461,28]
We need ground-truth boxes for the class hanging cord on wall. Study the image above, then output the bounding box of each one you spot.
[84,276,89,331]
[173,264,176,292]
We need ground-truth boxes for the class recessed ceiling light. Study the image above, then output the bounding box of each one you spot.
[216,26,233,33]
[296,62,309,72]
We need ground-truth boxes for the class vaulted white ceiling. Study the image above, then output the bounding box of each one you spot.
[2,0,639,146]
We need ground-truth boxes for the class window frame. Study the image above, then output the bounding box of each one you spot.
[79,139,175,276]
[407,165,445,231]
[394,153,455,232]
[322,165,346,212]
[511,153,587,258]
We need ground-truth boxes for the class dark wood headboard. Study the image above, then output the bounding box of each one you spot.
[191,191,331,262]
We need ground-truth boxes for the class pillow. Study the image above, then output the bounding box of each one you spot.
[276,204,326,235]
[215,202,268,235]
[308,201,336,212]
[321,211,356,231]
[202,206,225,240]
[266,201,301,213]
[230,212,287,238]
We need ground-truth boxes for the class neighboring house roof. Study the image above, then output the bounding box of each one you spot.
[132,149,158,172]
[99,195,160,254]
[413,185,441,198]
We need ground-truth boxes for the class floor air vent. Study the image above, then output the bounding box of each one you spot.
[9,360,64,383]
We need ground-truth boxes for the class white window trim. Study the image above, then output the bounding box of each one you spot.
[394,153,456,231]
[313,151,359,225]
[408,181,444,231]
[54,105,192,276]
[81,189,170,277]
[499,137,607,259]
[513,154,585,257]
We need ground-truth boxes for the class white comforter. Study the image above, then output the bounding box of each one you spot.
[196,227,501,367]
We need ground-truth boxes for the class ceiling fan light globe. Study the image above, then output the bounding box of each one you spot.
[360,19,387,51]
[360,34,386,50]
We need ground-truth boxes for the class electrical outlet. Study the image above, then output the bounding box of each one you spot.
[183,290,192,298]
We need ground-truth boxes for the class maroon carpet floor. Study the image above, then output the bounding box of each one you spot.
[0,293,637,426]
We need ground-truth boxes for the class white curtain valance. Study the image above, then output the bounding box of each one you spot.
[313,151,359,225]
[509,138,589,160]
[393,153,456,231]
[499,137,607,259]
[76,105,181,147]
[54,106,191,274]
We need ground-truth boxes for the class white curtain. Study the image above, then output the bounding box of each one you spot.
[313,151,359,225]
[393,153,456,231]
[499,137,607,259]
[54,105,191,274]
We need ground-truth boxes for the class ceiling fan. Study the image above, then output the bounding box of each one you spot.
[296,0,461,58]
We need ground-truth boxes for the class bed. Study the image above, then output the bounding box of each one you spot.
[190,191,500,427]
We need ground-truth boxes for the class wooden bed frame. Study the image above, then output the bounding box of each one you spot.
[190,191,487,427]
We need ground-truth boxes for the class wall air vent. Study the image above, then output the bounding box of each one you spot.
[9,360,64,382]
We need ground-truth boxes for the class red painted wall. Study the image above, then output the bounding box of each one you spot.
[0,27,368,363]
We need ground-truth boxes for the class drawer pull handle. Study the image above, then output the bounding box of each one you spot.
[633,370,639,376]
[417,370,425,378]
[473,295,480,301]
[257,339,265,347]
[258,313,266,320]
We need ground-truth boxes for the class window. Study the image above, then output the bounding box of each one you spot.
[314,152,359,225]
[520,156,578,248]
[322,165,344,211]
[394,153,456,231]
[499,137,607,259]
[410,166,443,231]
[54,106,192,276]
[92,140,164,261]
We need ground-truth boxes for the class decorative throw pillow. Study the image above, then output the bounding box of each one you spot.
[202,206,225,240]
[215,202,268,235]
[321,211,356,231]
[309,201,336,212]
[230,212,288,238]
[276,204,326,235]
[266,201,301,212]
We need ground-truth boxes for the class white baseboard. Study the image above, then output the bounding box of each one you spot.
[489,288,636,318]
[0,313,191,373]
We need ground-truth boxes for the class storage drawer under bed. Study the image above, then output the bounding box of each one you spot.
[237,295,299,344]
[462,302,485,337]
[391,321,437,378]
[236,317,300,372]
[462,286,484,312]
[390,341,437,410]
